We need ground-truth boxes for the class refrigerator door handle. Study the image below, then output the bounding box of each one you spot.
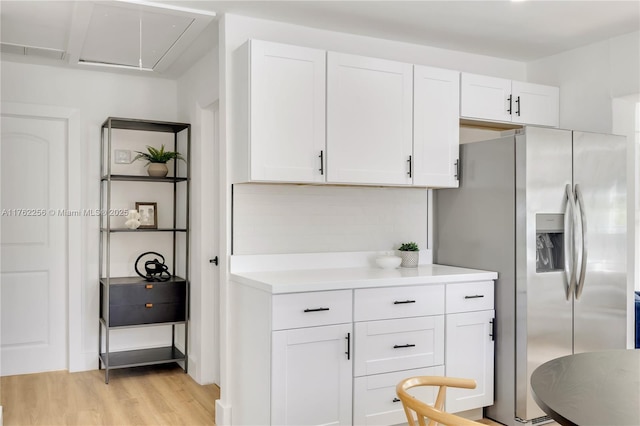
[574,184,588,299]
[564,184,578,300]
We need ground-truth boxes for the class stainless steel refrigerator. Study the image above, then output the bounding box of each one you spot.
[435,126,628,425]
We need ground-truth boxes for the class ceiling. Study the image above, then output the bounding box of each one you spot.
[1,1,639,78]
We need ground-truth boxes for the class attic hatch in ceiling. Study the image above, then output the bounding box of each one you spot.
[79,4,191,71]
[67,1,216,74]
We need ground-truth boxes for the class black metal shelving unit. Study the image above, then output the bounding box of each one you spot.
[99,117,190,384]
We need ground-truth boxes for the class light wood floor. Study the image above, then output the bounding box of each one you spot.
[0,364,514,426]
[0,364,219,426]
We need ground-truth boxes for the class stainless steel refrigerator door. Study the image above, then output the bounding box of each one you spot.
[572,131,627,354]
[515,126,574,422]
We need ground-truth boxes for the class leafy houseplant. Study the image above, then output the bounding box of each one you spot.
[398,242,420,268]
[133,145,185,177]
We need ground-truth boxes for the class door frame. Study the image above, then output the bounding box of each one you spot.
[1,102,81,372]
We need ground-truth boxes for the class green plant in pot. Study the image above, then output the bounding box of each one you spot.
[133,145,185,177]
[398,242,420,268]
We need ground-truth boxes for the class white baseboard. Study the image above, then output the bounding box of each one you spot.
[215,399,231,426]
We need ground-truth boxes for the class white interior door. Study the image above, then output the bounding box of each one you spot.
[1,113,68,376]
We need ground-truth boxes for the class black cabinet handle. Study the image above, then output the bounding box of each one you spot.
[507,94,513,114]
[454,159,460,181]
[515,96,521,116]
[464,295,485,299]
[392,398,401,403]
[407,155,412,178]
[319,150,324,175]
[393,344,416,349]
[303,307,330,313]
[393,300,416,305]
[345,333,351,360]
[490,318,495,341]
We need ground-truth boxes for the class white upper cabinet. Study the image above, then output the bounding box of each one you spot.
[413,66,460,188]
[460,73,513,122]
[511,81,560,127]
[460,73,559,127]
[327,52,414,185]
[235,39,326,183]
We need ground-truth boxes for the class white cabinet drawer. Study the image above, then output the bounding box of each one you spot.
[353,365,444,426]
[354,316,444,377]
[272,290,352,330]
[354,284,444,321]
[446,281,494,313]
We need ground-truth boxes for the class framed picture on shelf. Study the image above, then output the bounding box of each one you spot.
[135,202,157,229]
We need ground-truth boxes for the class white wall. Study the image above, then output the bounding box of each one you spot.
[233,184,429,254]
[527,31,640,133]
[1,61,179,372]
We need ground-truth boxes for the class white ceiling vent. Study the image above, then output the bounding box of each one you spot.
[0,42,66,60]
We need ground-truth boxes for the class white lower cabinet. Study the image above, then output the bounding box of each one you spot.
[353,365,444,426]
[444,282,495,414]
[272,323,353,426]
[230,278,495,425]
[445,310,495,413]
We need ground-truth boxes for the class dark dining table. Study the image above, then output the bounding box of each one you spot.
[530,349,640,426]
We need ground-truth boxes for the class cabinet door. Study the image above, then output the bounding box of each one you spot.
[327,52,413,185]
[460,73,512,123]
[272,323,352,425]
[445,310,495,413]
[511,81,559,127]
[413,66,460,187]
[250,40,326,182]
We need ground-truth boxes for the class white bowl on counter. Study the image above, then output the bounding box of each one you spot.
[375,255,402,269]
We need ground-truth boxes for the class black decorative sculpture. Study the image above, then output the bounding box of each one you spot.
[135,251,171,282]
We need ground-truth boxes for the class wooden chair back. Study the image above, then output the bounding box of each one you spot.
[396,376,484,426]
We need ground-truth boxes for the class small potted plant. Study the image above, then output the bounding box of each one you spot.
[398,242,420,268]
[133,144,185,177]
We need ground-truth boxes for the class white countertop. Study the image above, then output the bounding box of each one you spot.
[231,264,498,294]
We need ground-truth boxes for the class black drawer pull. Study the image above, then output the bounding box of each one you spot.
[303,307,330,313]
[392,398,401,403]
[393,344,416,349]
[393,300,416,305]
[464,295,485,299]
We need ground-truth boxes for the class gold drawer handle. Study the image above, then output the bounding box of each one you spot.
[145,284,153,289]
[145,303,153,308]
